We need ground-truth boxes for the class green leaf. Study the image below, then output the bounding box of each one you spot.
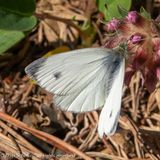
[97,0,108,14]
[79,21,97,47]
[0,0,36,16]
[117,5,129,17]
[0,9,37,31]
[97,0,132,21]
[140,7,151,19]
[0,29,25,54]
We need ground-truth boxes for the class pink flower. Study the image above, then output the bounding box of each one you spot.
[104,12,160,92]
[157,67,160,80]
[106,18,119,32]
[126,11,138,23]
[130,35,143,44]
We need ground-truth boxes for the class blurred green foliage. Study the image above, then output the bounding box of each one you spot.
[80,21,97,47]
[0,30,25,54]
[0,0,36,55]
[97,0,132,20]
[140,7,151,19]
[0,9,36,31]
[0,0,36,16]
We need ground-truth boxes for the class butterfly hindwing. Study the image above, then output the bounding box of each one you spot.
[98,58,125,137]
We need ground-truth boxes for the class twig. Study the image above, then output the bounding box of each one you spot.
[9,134,26,160]
[0,120,42,154]
[0,112,93,160]
[86,151,127,160]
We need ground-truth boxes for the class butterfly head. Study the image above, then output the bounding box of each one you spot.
[113,42,128,58]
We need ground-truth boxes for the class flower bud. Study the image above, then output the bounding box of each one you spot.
[126,11,138,23]
[106,18,119,32]
[157,67,160,80]
[104,10,160,92]
[130,35,143,44]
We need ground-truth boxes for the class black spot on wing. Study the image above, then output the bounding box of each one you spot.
[54,72,61,80]
[109,111,112,118]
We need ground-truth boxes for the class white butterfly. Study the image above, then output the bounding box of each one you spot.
[25,46,126,138]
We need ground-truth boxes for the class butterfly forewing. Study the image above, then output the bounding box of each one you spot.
[25,48,123,112]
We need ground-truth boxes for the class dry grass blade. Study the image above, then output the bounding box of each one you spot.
[0,112,93,160]
[34,0,95,44]
[0,120,42,154]
[86,151,127,160]
[0,132,40,160]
